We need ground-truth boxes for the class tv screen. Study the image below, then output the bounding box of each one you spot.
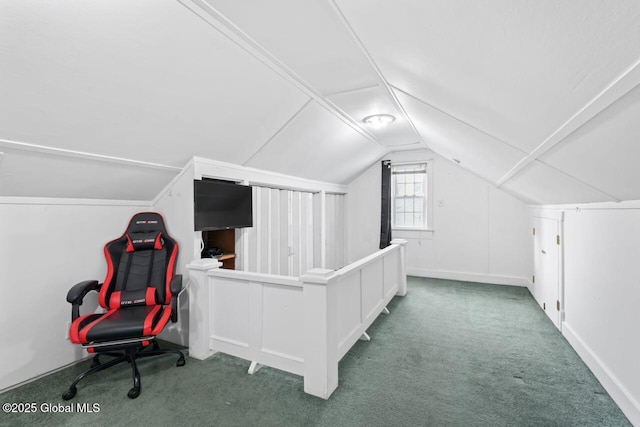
[194,179,253,231]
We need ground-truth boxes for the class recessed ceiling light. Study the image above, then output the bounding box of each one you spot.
[362,114,396,128]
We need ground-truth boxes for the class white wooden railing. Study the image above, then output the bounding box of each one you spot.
[187,239,407,399]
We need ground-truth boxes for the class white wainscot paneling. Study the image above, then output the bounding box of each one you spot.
[211,277,250,349]
[383,250,399,297]
[261,284,305,362]
[188,240,408,400]
[361,258,384,322]
[561,208,640,423]
[336,271,362,351]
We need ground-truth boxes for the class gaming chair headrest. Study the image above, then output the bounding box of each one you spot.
[125,212,168,235]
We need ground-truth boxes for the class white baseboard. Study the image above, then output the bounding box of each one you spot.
[563,322,640,426]
[407,268,529,287]
[0,354,92,395]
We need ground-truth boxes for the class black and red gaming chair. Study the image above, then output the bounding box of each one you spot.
[63,212,185,400]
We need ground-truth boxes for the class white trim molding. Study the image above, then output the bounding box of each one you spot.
[563,323,640,426]
[0,196,151,207]
[408,268,530,287]
[0,138,181,172]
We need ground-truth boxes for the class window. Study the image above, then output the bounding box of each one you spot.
[392,163,428,230]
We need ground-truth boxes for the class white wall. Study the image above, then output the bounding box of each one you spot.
[346,149,530,285]
[540,202,640,425]
[345,160,383,263]
[0,198,149,391]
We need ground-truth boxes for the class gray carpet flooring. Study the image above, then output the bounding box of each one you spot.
[0,277,630,426]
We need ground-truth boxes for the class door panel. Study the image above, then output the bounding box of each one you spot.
[533,216,560,329]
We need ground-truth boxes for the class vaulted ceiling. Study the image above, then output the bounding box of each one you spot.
[2,1,640,204]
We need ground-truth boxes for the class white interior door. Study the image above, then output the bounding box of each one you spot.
[534,216,561,329]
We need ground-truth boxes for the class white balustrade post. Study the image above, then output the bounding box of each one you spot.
[391,239,408,296]
[300,268,339,399]
[186,259,221,360]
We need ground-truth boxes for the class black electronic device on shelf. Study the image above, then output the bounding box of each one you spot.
[201,246,223,258]
[194,179,253,231]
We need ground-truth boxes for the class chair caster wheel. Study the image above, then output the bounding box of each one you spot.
[176,358,185,367]
[127,388,140,399]
[62,387,77,401]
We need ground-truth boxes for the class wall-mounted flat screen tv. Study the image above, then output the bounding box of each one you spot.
[194,179,253,231]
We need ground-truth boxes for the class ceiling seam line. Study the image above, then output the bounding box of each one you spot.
[391,85,528,155]
[0,197,152,207]
[176,0,386,149]
[323,84,381,97]
[326,0,425,147]
[531,159,621,203]
[242,99,313,167]
[496,55,640,187]
[0,138,180,172]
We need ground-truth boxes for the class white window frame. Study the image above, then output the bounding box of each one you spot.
[391,162,432,231]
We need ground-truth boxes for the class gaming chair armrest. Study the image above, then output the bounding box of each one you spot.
[170,275,183,296]
[169,275,183,322]
[67,280,101,321]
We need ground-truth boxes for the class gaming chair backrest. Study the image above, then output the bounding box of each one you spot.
[98,212,178,310]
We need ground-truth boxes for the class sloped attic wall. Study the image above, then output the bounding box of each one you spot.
[3,1,640,204]
[335,0,640,205]
[180,0,640,205]
[0,0,389,200]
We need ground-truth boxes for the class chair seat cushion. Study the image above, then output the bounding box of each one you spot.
[69,305,172,345]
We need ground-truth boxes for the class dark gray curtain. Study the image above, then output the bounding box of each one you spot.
[379,160,392,249]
